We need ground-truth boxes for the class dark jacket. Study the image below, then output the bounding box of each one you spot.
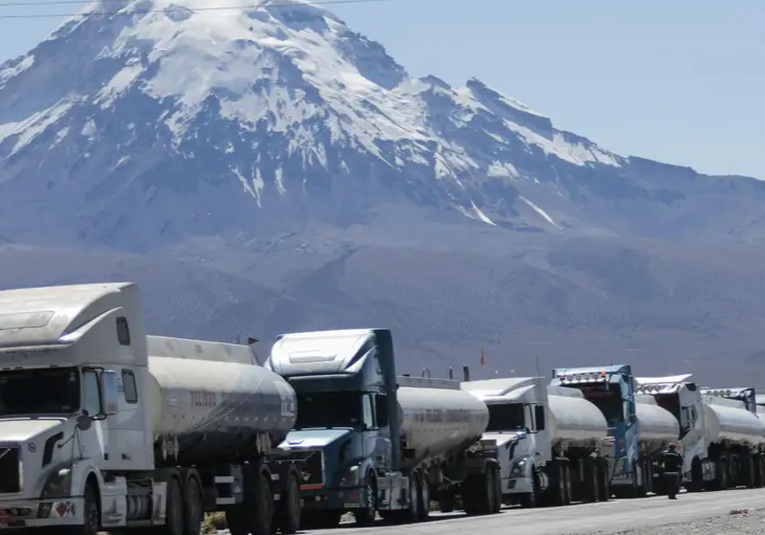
[661,449,684,472]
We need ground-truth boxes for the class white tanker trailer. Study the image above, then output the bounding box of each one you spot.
[636,376,765,492]
[265,329,499,529]
[461,378,611,509]
[0,282,304,535]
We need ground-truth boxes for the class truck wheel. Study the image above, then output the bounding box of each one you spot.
[276,470,302,534]
[77,483,100,535]
[491,464,502,513]
[562,464,572,505]
[407,473,421,522]
[165,476,185,535]
[596,458,610,502]
[718,459,729,490]
[353,472,377,527]
[183,474,203,535]
[244,467,273,535]
[486,464,500,514]
[583,460,598,503]
[417,473,430,521]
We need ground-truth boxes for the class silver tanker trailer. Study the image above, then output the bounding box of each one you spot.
[461,377,611,508]
[0,282,304,535]
[636,375,765,492]
[265,328,497,529]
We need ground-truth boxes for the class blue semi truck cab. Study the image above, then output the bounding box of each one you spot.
[265,328,405,528]
[550,364,642,497]
[265,328,497,529]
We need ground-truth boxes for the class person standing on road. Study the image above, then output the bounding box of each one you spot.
[660,443,684,499]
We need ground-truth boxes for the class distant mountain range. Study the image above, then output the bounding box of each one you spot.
[1,0,764,385]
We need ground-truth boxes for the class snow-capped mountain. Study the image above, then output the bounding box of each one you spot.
[2,0,763,250]
[2,0,765,383]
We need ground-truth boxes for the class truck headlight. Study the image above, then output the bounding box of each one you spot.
[339,464,360,487]
[509,458,528,477]
[41,467,73,499]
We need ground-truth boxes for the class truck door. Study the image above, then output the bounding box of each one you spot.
[82,369,111,463]
[365,393,391,471]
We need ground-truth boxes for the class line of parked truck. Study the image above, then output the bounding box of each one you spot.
[1,282,764,535]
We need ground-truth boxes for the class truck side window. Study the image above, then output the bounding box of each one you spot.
[375,394,389,427]
[82,370,102,416]
[116,317,131,346]
[534,405,546,431]
[122,370,138,404]
[363,394,375,429]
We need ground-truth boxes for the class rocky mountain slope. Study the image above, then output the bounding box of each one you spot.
[1,0,764,384]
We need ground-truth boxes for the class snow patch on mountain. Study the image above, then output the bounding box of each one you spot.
[0,0,636,241]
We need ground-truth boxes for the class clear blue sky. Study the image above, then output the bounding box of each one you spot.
[1,0,763,179]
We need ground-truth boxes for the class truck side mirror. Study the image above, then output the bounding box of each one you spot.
[535,405,546,431]
[98,370,119,417]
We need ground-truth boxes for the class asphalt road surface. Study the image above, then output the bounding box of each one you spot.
[318,489,765,535]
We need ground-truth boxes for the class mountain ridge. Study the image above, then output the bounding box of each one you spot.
[1,0,765,383]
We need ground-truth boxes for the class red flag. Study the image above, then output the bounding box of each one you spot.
[247,336,259,345]
[480,348,487,366]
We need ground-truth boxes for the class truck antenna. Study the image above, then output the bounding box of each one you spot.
[536,354,541,378]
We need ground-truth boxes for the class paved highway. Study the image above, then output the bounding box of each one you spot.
[320,489,765,535]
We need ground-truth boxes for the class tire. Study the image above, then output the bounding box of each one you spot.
[76,483,100,535]
[183,474,203,535]
[719,459,729,490]
[562,464,572,505]
[244,467,273,535]
[408,473,421,522]
[492,464,502,513]
[417,472,430,521]
[165,476,185,535]
[276,470,302,534]
[596,458,610,502]
[354,472,378,527]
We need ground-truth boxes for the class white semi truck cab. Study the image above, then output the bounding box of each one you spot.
[0,282,303,535]
[462,377,611,508]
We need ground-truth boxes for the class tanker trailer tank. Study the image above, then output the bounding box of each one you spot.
[397,375,489,470]
[701,395,765,446]
[547,385,608,448]
[634,394,679,455]
[147,335,298,465]
[396,374,501,518]
[541,386,611,505]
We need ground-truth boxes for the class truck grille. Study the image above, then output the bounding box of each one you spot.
[299,450,324,489]
[0,446,20,493]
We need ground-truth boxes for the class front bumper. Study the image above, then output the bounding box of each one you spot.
[0,497,84,529]
[301,486,366,512]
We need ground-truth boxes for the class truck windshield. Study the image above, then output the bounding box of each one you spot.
[486,403,525,432]
[570,383,624,426]
[0,367,80,415]
[295,391,362,429]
